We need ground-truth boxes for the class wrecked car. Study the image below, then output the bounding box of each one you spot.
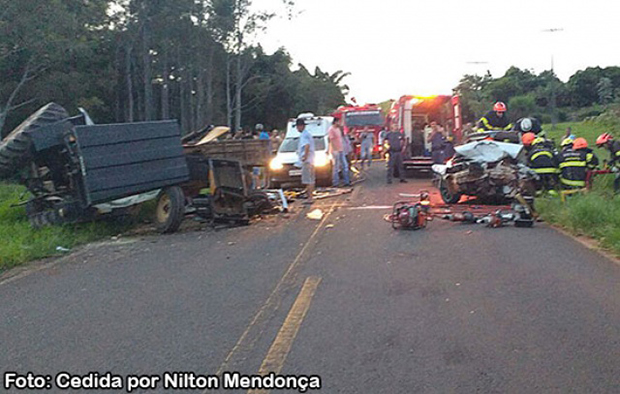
[433,139,538,204]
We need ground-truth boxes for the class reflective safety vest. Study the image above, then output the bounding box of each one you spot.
[527,144,559,175]
[477,110,513,132]
[558,148,598,187]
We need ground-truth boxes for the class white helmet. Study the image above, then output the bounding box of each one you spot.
[520,118,532,132]
[255,123,264,131]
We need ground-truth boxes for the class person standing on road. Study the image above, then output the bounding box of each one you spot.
[296,118,316,204]
[428,121,445,164]
[360,126,374,170]
[385,125,407,184]
[379,127,388,159]
[328,118,350,187]
[411,125,425,157]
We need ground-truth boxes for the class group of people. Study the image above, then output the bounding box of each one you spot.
[523,130,620,193]
[294,117,363,205]
[522,131,596,192]
[231,124,282,152]
[476,100,620,193]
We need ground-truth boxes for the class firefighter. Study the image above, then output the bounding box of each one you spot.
[558,137,599,190]
[596,132,620,193]
[477,101,513,132]
[560,136,575,153]
[522,132,559,192]
[514,117,543,136]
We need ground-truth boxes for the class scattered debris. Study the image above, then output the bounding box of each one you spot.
[55,246,70,253]
[306,209,324,220]
[313,188,353,200]
[325,224,335,229]
[227,241,236,246]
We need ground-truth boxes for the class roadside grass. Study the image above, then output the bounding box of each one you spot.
[0,183,134,272]
[543,121,609,150]
[535,130,620,255]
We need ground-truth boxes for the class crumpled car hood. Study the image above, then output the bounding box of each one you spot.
[454,140,523,163]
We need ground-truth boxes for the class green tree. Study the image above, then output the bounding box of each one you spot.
[0,0,111,135]
[597,77,613,105]
[567,67,604,107]
[508,94,536,121]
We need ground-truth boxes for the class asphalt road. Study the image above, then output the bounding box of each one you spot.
[2,163,620,393]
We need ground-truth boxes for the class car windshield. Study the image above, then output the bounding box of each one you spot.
[279,137,326,153]
[345,111,384,127]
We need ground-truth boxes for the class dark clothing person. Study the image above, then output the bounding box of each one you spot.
[443,135,456,159]
[526,142,560,191]
[477,110,512,132]
[514,117,543,134]
[430,131,444,164]
[411,130,425,156]
[385,130,404,152]
[385,131,406,183]
[558,148,599,189]
[603,140,620,193]
[606,140,620,167]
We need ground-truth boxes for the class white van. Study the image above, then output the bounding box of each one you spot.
[269,113,333,188]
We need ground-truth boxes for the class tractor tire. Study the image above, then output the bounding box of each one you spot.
[439,178,462,204]
[154,186,185,234]
[0,103,69,179]
[26,201,65,228]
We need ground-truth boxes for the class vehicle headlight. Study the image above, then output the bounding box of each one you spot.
[314,152,330,167]
[270,158,284,170]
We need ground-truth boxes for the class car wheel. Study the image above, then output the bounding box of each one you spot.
[439,178,461,204]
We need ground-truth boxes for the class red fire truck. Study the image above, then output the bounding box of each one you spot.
[332,104,385,156]
[387,94,463,173]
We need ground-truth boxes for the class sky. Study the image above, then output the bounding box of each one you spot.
[254,0,620,104]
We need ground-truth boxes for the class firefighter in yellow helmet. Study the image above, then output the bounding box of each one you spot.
[557,137,599,189]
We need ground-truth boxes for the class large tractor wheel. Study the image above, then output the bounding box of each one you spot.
[0,103,69,179]
[154,186,185,234]
[439,178,462,204]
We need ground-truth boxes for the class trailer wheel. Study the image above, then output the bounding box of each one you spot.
[154,186,185,234]
[0,103,69,179]
[439,178,462,204]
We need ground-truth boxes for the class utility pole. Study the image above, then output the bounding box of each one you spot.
[542,28,564,130]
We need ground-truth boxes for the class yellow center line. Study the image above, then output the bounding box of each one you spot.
[248,276,322,394]
[204,200,337,393]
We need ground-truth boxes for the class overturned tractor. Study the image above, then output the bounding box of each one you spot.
[0,103,276,233]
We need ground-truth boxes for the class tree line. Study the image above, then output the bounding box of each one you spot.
[455,65,620,124]
[0,0,348,137]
